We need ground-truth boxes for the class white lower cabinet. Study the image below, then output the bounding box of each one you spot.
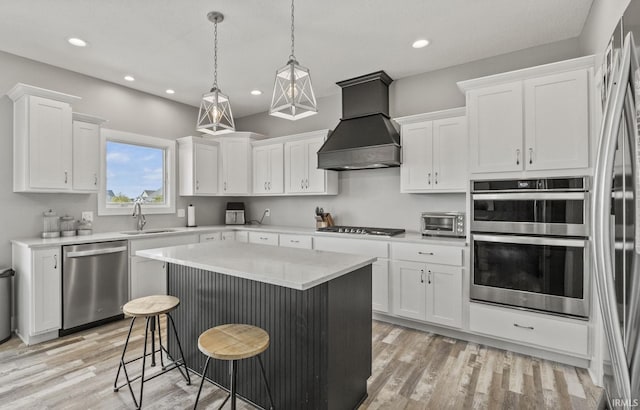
[248,231,279,246]
[279,234,312,249]
[221,231,236,241]
[469,302,589,356]
[12,244,62,345]
[390,242,464,328]
[130,256,167,299]
[200,232,222,242]
[371,259,390,313]
[129,234,198,299]
[235,231,249,243]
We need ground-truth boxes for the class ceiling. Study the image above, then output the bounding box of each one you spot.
[0,0,594,118]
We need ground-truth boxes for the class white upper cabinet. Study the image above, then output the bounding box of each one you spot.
[459,56,594,175]
[178,136,219,196]
[252,143,284,194]
[468,83,523,173]
[283,130,338,195]
[524,69,589,171]
[220,138,251,195]
[8,84,81,192]
[72,113,106,192]
[396,108,467,192]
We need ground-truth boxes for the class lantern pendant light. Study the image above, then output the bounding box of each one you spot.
[197,11,235,135]
[269,0,317,120]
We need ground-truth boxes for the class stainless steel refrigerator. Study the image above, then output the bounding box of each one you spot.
[593,5,640,408]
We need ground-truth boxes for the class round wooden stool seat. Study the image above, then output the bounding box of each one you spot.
[122,295,180,317]
[198,324,270,361]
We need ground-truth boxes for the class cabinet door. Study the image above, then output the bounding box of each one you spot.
[372,259,390,313]
[72,121,99,191]
[268,144,284,194]
[221,231,236,241]
[285,140,307,193]
[130,256,167,299]
[468,83,523,173]
[252,146,270,194]
[400,121,433,191]
[392,260,426,321]
[426,264,462,328]
[524,69,589,171]
[32,248,61,334]
[235,231,249,243]
[195,143,218,194]
[433,116,467,191]
[221,140,250,194]
[305,137,326,193]
[28,96,73,189]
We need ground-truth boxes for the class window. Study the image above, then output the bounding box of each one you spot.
[98,129,176,215]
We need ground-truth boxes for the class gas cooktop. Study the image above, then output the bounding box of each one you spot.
[316,226,406,237]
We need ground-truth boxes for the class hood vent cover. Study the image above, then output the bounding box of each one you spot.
[317,71,400,170]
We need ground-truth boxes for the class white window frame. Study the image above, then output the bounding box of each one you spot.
[98,129,176,216]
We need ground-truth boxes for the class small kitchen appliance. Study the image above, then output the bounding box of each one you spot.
[42,209,60,238]
[421,212,465,238]
[225,202,246,225]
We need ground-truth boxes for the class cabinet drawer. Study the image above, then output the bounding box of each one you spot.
[221,231,236,241]
[130,234,199,253]
[200,232,222,242]
[313,236,389,258]
[391,242,463,266]
[248,232,279,246]
[469,303,588,356]
[279,234,312,249]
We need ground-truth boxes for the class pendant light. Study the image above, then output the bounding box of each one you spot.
[269,0,317,120]
[197,11,235,135]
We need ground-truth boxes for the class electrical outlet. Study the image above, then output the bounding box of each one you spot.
[177,208,185,218]
[81,211,93,222]
[264,208,271,217]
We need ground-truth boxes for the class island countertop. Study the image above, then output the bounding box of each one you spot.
[136,241,376,290]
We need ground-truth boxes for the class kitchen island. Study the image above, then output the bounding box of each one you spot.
[137,241,375,409]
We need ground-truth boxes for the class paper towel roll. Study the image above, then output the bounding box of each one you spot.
[187,204,196,227]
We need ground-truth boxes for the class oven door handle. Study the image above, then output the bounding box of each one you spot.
[471,192,587,201]
[472,234,586,247]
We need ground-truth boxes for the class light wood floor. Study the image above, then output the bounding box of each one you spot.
[0,319,602,409]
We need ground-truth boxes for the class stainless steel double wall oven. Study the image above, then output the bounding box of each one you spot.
[470,177,590,318]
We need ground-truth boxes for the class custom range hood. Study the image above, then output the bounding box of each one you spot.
[317,71,400,170]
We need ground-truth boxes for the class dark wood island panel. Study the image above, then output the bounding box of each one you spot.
[167,263,372,409]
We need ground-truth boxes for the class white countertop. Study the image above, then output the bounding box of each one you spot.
[137,241,376,290]
[11,224,467,248]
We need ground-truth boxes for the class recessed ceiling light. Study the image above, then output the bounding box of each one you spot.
[250,90,263,96]
[412,39,430,49]
[67,37,88,47]
[165,89,175,94]
[124,75,135,82]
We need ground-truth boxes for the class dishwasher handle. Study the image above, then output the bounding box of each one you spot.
[66,246,128,258]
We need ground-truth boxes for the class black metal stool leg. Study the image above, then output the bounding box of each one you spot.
[167,313,191,385]
[156,315,166,370]
[150,316,156,367]
[257,355,275,410]
[136,317,151,409]
[113,317,136,391]
[193,356,211,410]
[230,360,238,410]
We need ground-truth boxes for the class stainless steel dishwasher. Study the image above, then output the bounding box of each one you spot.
[62,240,128,333]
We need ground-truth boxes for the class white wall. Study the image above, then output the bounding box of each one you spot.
[0,50,225,267]
[579,0,632,66]
[236,38,583,230]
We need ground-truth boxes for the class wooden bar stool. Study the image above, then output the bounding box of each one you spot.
[114,295,191,409]
[194,324,275,410]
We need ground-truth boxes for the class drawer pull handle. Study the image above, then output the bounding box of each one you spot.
[260,237,268,240]
[513,323,534,330]
[291,240,300,243]
[418,251,434,256]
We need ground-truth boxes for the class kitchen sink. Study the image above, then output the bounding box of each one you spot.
[120,229,177,235]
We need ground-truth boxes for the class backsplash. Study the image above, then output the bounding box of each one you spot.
[241,167,466,231]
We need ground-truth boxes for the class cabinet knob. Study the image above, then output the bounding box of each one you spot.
[428,270,431,284]
[420,269,424,283]
[435,172,438,185]
[427,173,431,185]
[94,173,97,186]
[528,148,534,165]
[196,181,200,190]
[264,181,267,190]
[516,149,521,166]
[64,171,68,184]
[301,179,304,189]
[268,181,271,190]
[53,254,58,269]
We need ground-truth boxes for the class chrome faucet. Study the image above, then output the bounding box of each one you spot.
[132,199,146,231]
